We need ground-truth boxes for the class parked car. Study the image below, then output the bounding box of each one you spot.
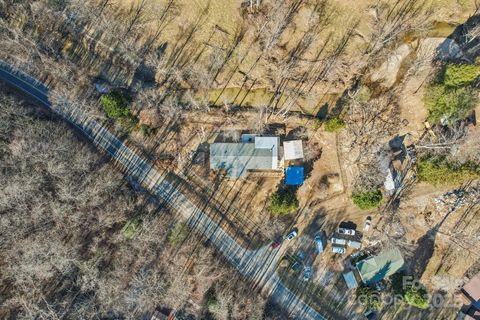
[314,233,325,253]
[338,227,355,235]
[331,237,347,245]
[331,245,346,254]
[285,230,298,240]
[303,266,312,282]
[364,216,372,232]
[270,239,282,249]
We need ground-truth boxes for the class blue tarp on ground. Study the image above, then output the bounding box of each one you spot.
[285,166,304,185]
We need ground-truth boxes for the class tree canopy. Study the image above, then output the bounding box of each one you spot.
[100,91,132,119]
[268,188,299,215]
[443,63,480,88]
[425,63,479,124]
[404,286,429,309]
[417,157,480,186]
[324,116,346,132]
[356,286,382,310]
[425,85,477,123]
[352,190,383,210]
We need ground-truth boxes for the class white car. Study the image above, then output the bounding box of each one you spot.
[338,227,355,236]
[285,230,298,240]
[364,221,371,232]
[364,216,372,232]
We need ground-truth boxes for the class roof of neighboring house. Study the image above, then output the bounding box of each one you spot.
[285,166,304,185]
[210,136,279,177]
[284,140,304,160]
[343,271,359,289]
[151,310,175,320]
[356,248,404,285]
[463,273,480,305]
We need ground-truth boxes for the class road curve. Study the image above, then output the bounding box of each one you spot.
[0,61,331,320]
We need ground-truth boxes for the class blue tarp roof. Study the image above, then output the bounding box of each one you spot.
[285,166,304,185]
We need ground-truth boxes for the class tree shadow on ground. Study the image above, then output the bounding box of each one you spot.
[409,228,436,279]
[439,14,480,63]
[303,211,326,237]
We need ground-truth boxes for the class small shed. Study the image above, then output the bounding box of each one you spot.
[285,166,304,185]
[284,140,304,160]
[343,271,359,289]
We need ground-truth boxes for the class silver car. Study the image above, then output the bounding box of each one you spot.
[314,234,324,253]
[285,230,298,240]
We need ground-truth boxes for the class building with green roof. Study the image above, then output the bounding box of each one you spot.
[355,248,404,285]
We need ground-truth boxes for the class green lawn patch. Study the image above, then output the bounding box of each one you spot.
[168,221,189,246]
[122,219,142,239]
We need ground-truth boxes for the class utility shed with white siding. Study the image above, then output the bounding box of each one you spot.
[283,140,304,160]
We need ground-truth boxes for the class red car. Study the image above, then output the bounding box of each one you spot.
[270,240,282,249]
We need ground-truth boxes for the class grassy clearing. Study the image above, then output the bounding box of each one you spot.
[168,221,189,246]
[122,219,142,239]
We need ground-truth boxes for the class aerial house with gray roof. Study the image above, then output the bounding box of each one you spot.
[209,135,282,177]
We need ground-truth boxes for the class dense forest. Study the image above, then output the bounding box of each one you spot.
[0,89,282,319]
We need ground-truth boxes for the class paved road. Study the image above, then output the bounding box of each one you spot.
[0,61,332,320]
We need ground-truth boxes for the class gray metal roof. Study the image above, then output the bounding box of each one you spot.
[210,142,274,177]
